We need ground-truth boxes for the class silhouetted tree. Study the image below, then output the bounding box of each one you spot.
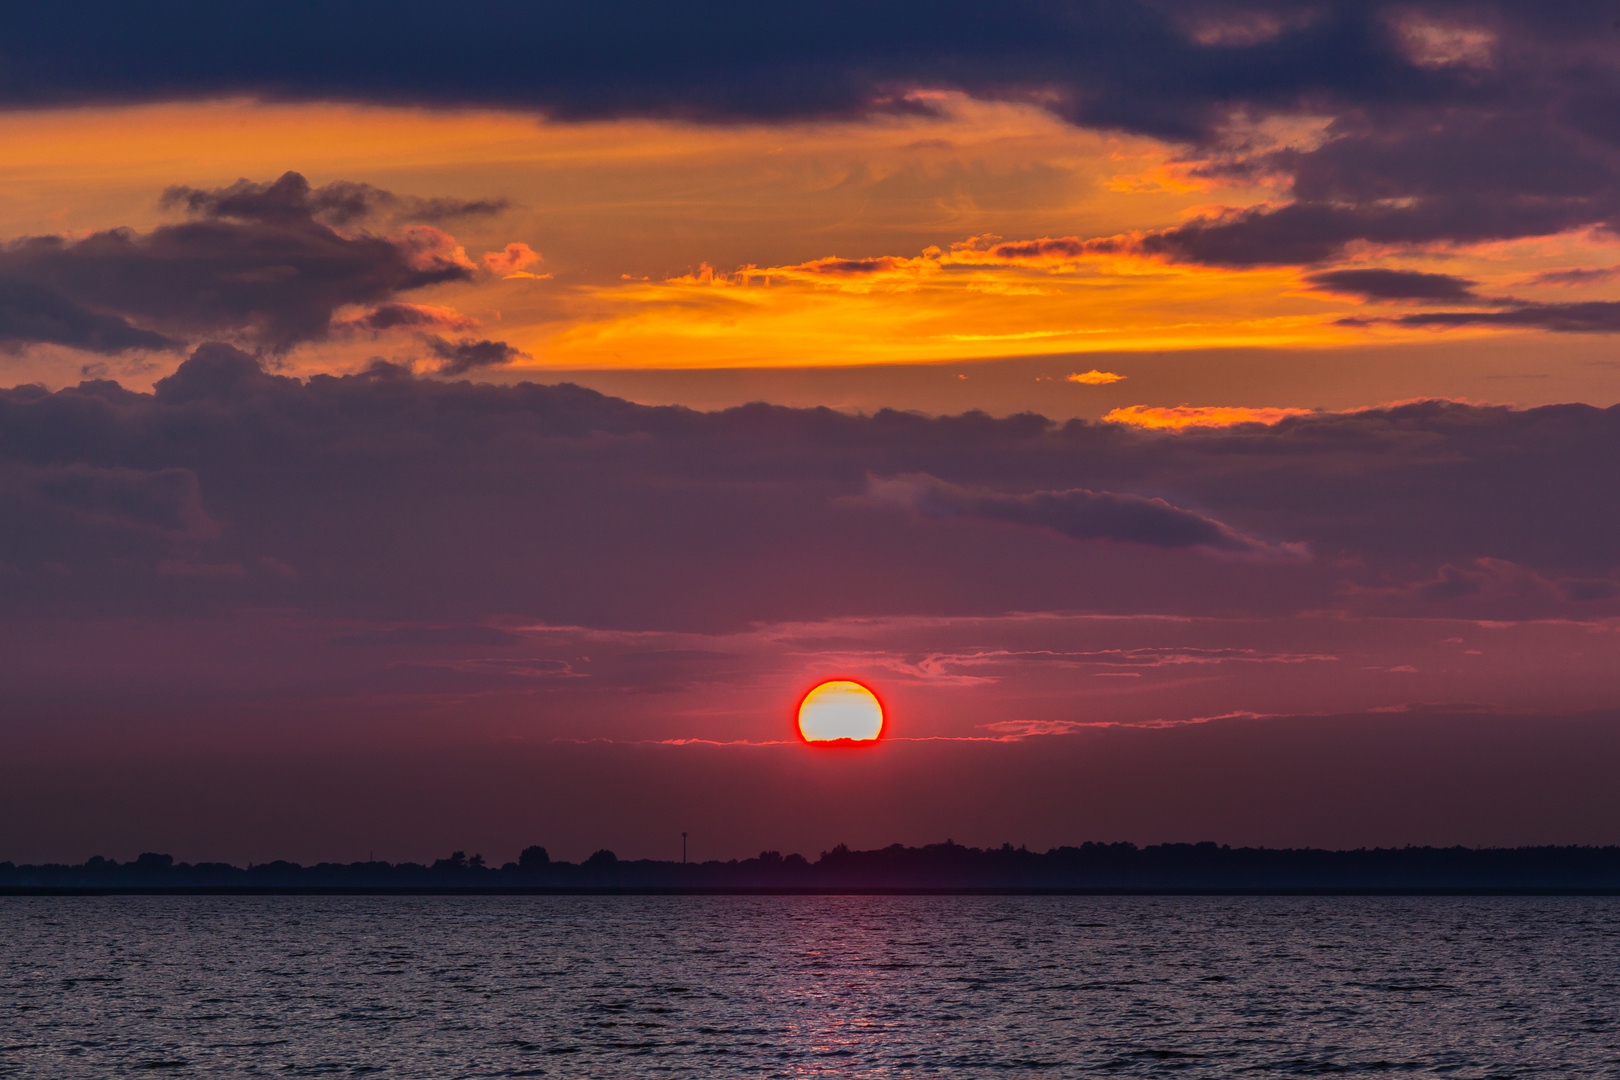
[431,851,468,873]
[8,842,1620,889]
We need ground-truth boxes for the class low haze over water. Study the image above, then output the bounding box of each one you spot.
[4,896,1617,1077]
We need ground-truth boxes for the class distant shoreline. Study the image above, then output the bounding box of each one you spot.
[7,886,1620,897]
[15,842,1620,891]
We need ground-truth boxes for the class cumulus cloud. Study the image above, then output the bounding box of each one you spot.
[150,341,274,403]
[481,243,545,277]
[0,278,174,354]
[1,464,216,538]
[0,350,1616,635]
[0,172,486,354]
[423,335,527,375]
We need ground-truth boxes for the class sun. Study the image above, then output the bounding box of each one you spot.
[797,680,885,743]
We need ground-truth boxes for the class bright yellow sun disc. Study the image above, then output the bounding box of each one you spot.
[797,680,884,742]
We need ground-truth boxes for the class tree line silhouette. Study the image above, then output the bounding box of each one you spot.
[7,841,1620,890]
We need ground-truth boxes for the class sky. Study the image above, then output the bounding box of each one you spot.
[3,1,1620,865]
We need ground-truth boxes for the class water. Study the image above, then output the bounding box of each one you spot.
[2,896,1617,1077]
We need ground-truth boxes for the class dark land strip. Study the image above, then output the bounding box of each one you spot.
[10,841,1620,892]
[7,886,1620,897]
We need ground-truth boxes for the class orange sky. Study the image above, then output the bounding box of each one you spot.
[4,97,1620,416]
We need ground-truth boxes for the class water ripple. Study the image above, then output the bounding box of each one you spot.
[1,896,1617,1077]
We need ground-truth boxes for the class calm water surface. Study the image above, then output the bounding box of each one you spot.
[2,896,1617,1077]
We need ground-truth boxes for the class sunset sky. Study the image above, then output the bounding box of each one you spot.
[4,1,1620,865]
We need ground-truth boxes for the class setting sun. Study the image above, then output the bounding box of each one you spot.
[796,680,885,743]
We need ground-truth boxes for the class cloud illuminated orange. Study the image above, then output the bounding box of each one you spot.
[0,97,1616,399]
[482,242,545,277]
[1104,405,1314,429]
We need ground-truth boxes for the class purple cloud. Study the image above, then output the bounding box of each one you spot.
[0,173,483,353]
[868,473,1301,559]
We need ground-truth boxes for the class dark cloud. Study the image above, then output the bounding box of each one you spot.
[0,278,175,354]
[781,257,907,277]
[403,196,510,225]
[1303,268,1480,302]
[1095,83,1620,265]
[338,303,479,334]
[0,3,1389,135]
[423,335,526,375]
[162,174,506,229]
[0,4,1602,141]
[1561,578,1620,602]
[151,342,287,404]
[0,172,479,353]
[1370,300,1620,332]
[1373,556,1620,614]
[1166,110,1620,265]
[1302,265,1620,330]
[0,7,1614,273]
[1016,167,1618,266]
[1416,563,1488,602]
[987,239,1079,262]
[2,464,215,538]
[1116,185,1609,268]
[868,473,1294,558]
[0,347,1616,635]
[1525,266,1620,287]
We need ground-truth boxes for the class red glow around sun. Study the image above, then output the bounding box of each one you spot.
[796,680,885,744]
